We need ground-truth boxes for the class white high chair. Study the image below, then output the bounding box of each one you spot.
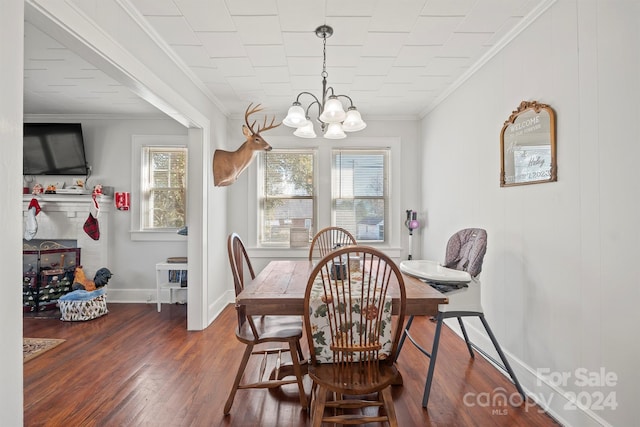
[397,228,525,407]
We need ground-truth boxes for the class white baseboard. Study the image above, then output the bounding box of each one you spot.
[207,289,235,327]
[444,318,614,427]
[106,287,187,304]
[103,287,235,327]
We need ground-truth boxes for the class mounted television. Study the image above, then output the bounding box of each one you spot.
[23,123,89,175]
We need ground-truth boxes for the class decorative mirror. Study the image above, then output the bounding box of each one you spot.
[500,101,556,186]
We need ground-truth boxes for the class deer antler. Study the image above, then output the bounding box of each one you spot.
[245,103,281,135]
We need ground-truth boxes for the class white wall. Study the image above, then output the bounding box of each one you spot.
[87,119,189,302]
[25,118,190,302]
[420,1,638,426]
[225,116,424,273]
[0,2,25,425]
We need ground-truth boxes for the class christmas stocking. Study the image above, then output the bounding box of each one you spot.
[24,198,41,241]
[83,195,101,240]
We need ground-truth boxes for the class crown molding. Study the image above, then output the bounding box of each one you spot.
[419,0,558,118]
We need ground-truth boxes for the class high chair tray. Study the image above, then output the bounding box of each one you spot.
[400,260,471,284]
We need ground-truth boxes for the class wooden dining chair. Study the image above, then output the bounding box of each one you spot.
[304,246,406,427]
[224,233,308,415]
[308,226,357,260]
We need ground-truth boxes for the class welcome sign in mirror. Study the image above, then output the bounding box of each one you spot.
[500,101,556,186]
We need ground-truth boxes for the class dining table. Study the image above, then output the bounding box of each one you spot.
[236,259,448,317]
[235,258,448,386]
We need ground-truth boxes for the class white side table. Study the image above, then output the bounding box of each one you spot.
[156,262,188,312]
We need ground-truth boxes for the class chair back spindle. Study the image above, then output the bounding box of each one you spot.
[305,246,404,381]
[308,226,357,260]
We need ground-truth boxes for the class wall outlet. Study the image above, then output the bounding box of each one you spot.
[146,294,153,303]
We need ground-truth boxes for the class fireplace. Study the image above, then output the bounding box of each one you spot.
[22,194,111,311]
[23,241,81,312]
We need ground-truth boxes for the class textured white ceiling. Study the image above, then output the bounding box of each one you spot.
[23,0,548,118]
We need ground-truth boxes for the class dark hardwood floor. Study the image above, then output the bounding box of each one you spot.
[24,303,560,426]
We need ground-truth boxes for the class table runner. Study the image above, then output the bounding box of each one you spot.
[308,270,392,363]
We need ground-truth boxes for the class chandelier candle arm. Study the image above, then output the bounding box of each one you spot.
[283,25,366,139]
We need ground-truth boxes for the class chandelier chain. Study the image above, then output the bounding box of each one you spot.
[322,34,328,78]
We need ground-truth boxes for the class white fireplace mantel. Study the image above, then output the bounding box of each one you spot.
[23,193,112,211]
[23,194,112,275]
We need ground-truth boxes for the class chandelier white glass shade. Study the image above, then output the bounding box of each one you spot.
[283,25,366,139]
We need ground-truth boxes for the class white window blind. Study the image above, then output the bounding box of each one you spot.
[332,149,388,242]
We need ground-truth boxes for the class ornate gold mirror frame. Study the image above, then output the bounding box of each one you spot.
[500,101,557,187]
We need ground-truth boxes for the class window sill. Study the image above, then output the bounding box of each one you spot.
[247,246,402,260]
[130,230,187,242]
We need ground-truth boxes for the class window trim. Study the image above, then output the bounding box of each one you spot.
[131,135,188,241]
[257,148,317,247]
[247,136,401,255]
[332,148,390,243]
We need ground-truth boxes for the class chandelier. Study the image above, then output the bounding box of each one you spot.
[283,25,366,139]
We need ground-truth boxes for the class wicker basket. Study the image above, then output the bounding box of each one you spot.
[59,294,108,321]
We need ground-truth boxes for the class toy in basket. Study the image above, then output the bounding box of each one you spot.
[58,266,112,321]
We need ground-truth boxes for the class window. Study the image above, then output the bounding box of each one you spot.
[141,146,187,229]
[333,149,388,242]
[258,149,315,246]
[131,135,188,241]
[251,137,398,253]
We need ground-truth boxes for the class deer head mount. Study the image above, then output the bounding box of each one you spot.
[213,103,281,187]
